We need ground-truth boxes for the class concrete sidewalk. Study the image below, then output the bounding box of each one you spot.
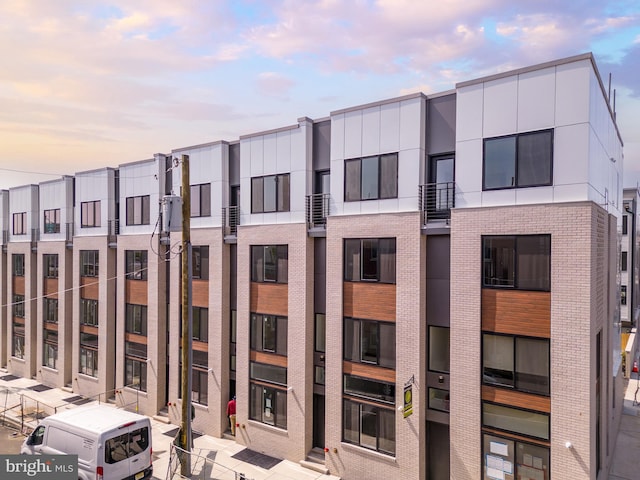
[610,376,640,480]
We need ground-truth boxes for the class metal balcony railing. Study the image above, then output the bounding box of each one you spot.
[419,182,455,226]
[65,222,74,246]
[306,193,330,229]
[222,206,240,237]
[107,219,119,245]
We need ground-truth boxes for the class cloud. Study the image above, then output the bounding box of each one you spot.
[256,72,295,97]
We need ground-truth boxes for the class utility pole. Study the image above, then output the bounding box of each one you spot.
[179,154,193,476]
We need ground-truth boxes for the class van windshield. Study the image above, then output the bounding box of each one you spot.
[105,427,149,464]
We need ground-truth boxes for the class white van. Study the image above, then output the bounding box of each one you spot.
[21,404,153,480]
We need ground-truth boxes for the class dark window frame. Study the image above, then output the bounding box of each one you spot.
[125,304,148,336]
[192,246,209,280]
[344,238,396,284]
[43,254,59,278]
[621,251,628,272]
[342,398,395,456]
[12,212,26,235]
[482,401,550,441]
[12,254,25,276]
[251,245,288,283]
[125,250,148,280]
[80,200,101,228]
[80,250,99,277]
[79,346,98,377]
[343,318,395,368]
[13,294,25,318]
[43,329,58,369]
[190,183,212,218]
[80,298,99,326]
[249,382,287,429]
[44,297,58,323]
[250,313,287,356]
[621,285,627,305]
[251,174,290,213]
[43,208,61,234]
[125,195,150,226]
[344,153,398,202]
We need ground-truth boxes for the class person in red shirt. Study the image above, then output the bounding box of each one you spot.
[227,396,236,435]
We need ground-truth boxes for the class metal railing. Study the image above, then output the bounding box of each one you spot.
[222,206,240,237]
[167,441,253,480]
[305,193,330,229]
[418,182,455,225]
[107,219,119,245]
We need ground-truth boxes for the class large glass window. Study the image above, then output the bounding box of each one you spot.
[126,250,147,280]
[343,374,395,404]
[81,200,101,227]
[12,212,26,235]
[251,174,290,213]
[344,238,396,283]
[428,326,450,373]
[483,235,550,291]
[344,318,395,368]
[44,209,61,233]
[344,153,398,201]
[12,328,25,359]
[251,314,287,355]
[482,434,549,480]
[43,254,59,278]
[126,195,150,225]
[13,294,25,318]
[80,341,98,377]
[251,245,288,283]
[12,254,25,276]
[190,183,211,217]
[80,250,99,277]
[428,388,450,412]
[483,402,549,440]
[125,304,147,335]
[343,399,395,455]
[81,299,99,326]
[250,384,287,429]
[483,130,553,190]
[315,314,326,353]
[193,307,208,342]
[622,251,628,272]
[192,246,209,280]
[44,298,58,323]
[43,329,58,369]
[483,333,550,395]
[125,341,147,391]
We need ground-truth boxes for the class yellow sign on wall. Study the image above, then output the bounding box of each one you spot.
[403,384,413,418]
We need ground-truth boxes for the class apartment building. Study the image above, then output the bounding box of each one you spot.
[0,52,626,479]
[621,188,639,330]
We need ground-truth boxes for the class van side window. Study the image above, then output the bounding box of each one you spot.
[31,426,45,446]
[105,427,149,464]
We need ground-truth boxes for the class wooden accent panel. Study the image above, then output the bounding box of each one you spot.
[44,278,58,298]
[44,323,58,332]
[125,333,148,345]
[80,277,99,300]
[12,317,25,325]
[250,351,288,368]
[192,280,209,308]
[250,283,288,316]
[12,276,25,295]
[193,340,208,353]
[125,280,148,305]
[482,289,550,338]
[482,385,550,413]
[343,282,396,321]
[80,325,98,335]
[343,361,396,384]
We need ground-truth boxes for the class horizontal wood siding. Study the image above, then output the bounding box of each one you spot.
[193,280,209,308]
[482,289,550,338]
[251,351,288,368]
[13,276,25,295]
[125,280,148,305]
[193,340,208,353]
[481,385,550,413]
[250,283,288,316]
[343,361,396,384]
[343,282,396,321]
[44,279,58,298]
[80,277,99,300]
[125,333,148,345]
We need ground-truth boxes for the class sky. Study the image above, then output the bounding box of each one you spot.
[1,0,639,190]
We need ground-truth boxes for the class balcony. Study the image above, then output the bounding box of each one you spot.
[419,182,455,228]
[31,228,39,252]
[306,193,329,236]
[65,222,74,248]
[107,219,119,247]
[222,206,240,243]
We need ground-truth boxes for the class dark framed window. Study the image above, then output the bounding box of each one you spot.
[80,250,99,277]
[315,314,326,353]
[190,183,211,217]
[80,299,99,326]
[482,235,550,291]
[428,387,450,412]
[483,333,550,396]
[250,383,287,429]
[12,328,25,359]
[177,350,209,405]
[483,402,549,440]
[12,254,25,276]
[230,310,237,372]
[343,399,395,455]
[344,318,395,368]
[104,426,149,464]
[250,361,287,386]
[44,298,58,323]
[251,245,288,283]
[44,209,61,233]
[126,195,150,225]
[251,174,290,213]
[12,212,26,235]
[44,254,58,278]
[344,238,396,283]
[621,285,627,306]
[483,129,553,190]
[343,374,395,404]
[125,341,147,391]
[251,314,287,355]
[192,246,209,280]
[623,215,628,235]
[193,307,208,342]
[125,250,147,280]
[428,326,450,373]
[344,153,398,201]
[125,304,147,335]
[80,338,98,377]
[43,329,58,369]
[482,433,549,480]
[80,200,101,227]
[622,251,628,272]
[13,294,25,318]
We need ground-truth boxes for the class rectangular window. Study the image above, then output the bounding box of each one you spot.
[191,368,208,405]
[190,183,211,217]
[13,294,25,318]
[250,361,288,386]
[43,254,58,278]
[125,250,147,280]
[251,174,290,213]
[230,310,237,372]
[251,314,287,355]
[44,209,61,233]
[622,251,628,272]
[623,215,628,235]
[344,153,398,201]
[622,285,627,306]
[125,304,147,335]
[483,130,553,190]
[315,314,326,353]
[428,388,450,412]
[12,212,26,235]
[80,345,98,377]
[344,238,396,283]
[251,245,288,283]
[44,298,58,323]
[12,254,25,276]
[250,383,287,429]
[43,329,58,369]
[483,235,550,291]
[81,299,99,326]
[343,374,395,404]
[126,195,150,225]
[483,402,549,440]
[344,318,395,368]
[482,433,549,480]
[343,399,395,455]
[192,246,209,280]
[12,331,25,359]
[80,250,99,277]
[104,427,150,464]
[193,307,208,342]
[125,341,147,392]
[483,333,550,395]
[428,326,450,373]
[80,200,101,227]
